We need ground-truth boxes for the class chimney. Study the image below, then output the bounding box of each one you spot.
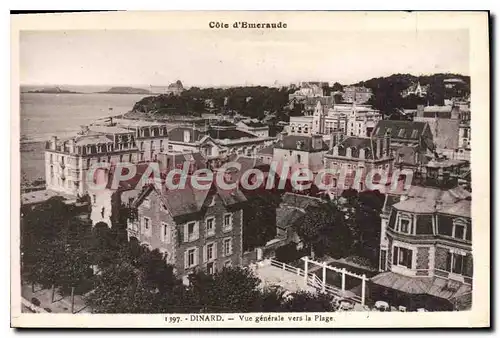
[376,137,382,160]
[417,104,424,117]
[383,131,390,158]
[50,136,57,150]
[68,139,75,154]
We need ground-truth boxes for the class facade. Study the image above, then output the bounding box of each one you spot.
[371,120,435,169]
[289,101,382,138]
[95,118,170,162]
[374,182,472,311]
[128,184,247,282]
[324,133,394,177]
[414,105,471,161]
[342,86,373,104]
[45,119,170,197]
[44,125,140,196]
[272,134,328,173]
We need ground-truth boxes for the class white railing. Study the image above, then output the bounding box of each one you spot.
[269,259,344,299]
[21,297,48,313]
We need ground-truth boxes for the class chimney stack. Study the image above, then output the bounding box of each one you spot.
[50,136,57,150]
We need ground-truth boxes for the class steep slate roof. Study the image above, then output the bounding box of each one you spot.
[133,182,247,218]
[207,128,257,140]
[168,127,206,143]
[425,118,459,150]
[438,200,471,218]
[372,120,428,140]
[371,272,471,302]
[276,135,329,152]
[257,144,275,155]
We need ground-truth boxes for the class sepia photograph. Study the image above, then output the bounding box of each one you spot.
[10,11,490,328]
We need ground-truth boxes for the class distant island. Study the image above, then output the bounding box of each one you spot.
[97,87,151,94]
[26,86,81,94]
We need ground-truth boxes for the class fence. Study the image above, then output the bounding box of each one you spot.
[269,257,367,305]
[268,258,363,304]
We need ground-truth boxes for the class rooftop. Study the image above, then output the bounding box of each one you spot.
[276,134,328,152]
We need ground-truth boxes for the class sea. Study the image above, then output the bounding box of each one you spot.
[20,87,151,182]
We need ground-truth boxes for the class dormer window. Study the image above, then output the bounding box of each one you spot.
[398,129,405,138]
[452,219,468,240]
[396,214,413,234]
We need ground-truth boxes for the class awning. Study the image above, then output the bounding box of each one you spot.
[371,272,472,303]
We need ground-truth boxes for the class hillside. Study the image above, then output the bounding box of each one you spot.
[351,73,470,114]
[98,87,151,94]
[131,86,291,119]
[27,86,80,94]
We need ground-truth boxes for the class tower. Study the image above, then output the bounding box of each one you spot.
[312,101,325,134]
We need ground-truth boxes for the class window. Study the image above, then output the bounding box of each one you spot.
[185,248,198,269]
[207,262,215,275]
[205,217,215,237]
[142,217,151,236]
[224,260,232,268]
[223,213,233,232]
[186,221,199,242]
[223,238,233,257]
[380,250,387,271]
[393,246,413,269]
[92,194,96,204]
[142,197,151,208]
[453,224,466,240]
[129,154,132,162]
[446,252,465,275]
[204,242,216,262]
[397,217,413,234]
[161,222,171,243]
[50,154,53,163]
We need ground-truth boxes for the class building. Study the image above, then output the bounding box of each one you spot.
[402,82,429,98]
[276,193,324,244]
[166,123,274,160]
[45,125,140,196]
[414,105,471,161]
[272,133,329,174]
[371,120,435,169]
[95,118,170,162]
[89,163,154,227]
[127,182,247,282]
[444,78,467,89]
[342,86,373,104]
[288,82,324,100]
[236,119,270,138]
[373,182,472,311]
[289,101,382,138]
[324,132,394,178]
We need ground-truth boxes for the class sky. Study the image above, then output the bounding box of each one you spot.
[19,29,469,87]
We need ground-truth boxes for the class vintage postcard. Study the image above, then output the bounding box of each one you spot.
[11,11,490,328]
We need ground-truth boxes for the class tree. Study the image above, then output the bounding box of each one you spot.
[332,82,344,92]
[293,201,350,259]
[282,291,337,312]
[242,191,279,251]
[187,267,262,313]
[341,189,384,267]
